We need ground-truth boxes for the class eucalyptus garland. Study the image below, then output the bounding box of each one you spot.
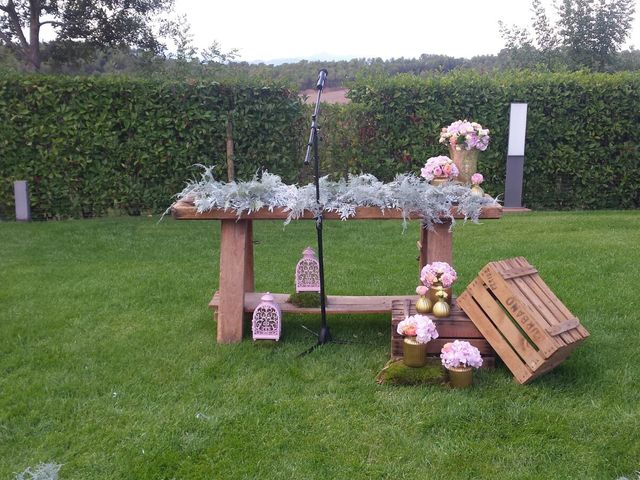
[175,166,499,230]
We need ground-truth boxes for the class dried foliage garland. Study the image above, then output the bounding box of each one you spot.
[175,166,499,230]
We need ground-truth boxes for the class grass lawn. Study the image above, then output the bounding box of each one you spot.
[1,211,639,479]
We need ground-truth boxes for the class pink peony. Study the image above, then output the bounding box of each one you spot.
[416,285,429,296]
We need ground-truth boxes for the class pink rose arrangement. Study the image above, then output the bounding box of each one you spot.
[440,340,483,369]
[416,285,429,296]
[420,155,459,181]
[397,314,439,344]
[439,120,490,151]
[420,261,458,288]
[471,173,484,185]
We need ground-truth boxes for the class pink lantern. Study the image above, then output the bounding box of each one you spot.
[295,247,321,293]
[252,292,282,341]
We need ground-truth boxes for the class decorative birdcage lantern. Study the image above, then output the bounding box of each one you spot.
[295,247,321,293]
[252,292,282,341]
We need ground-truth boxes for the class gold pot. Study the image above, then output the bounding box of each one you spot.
[415,295,432,314]
[470,185,484,197]
[430,176,448,186]
[447,366,473,388]
[449,146,478,185]
[403,336,428,368]
[432,298,451,318]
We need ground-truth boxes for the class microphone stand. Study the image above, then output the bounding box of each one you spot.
[298,69,345,356]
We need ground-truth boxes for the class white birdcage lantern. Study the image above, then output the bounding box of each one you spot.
[252,292,281,341]
[295,247,321,293]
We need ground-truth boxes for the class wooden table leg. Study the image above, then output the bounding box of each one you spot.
[217,219,252,343]
[419,220,453,272]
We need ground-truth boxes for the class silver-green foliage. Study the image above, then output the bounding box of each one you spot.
[15,463,62,480]
[176,167,497,230]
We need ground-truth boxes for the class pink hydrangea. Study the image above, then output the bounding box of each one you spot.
[420,261,458,288]
[398,315,439,344]
[471,173,484,185]
[440,340,483,369]
[439,120,490,151]
[420,156,459,181]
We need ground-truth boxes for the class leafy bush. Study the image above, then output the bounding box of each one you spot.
[347,71,640,209]
[0,75,303,219]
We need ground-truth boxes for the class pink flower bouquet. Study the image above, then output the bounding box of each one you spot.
[471,173,484,185]
[440,340,483,369]
[420,155,459,181]
[397,314,439,344]
[420,261,458,288]
[439,120,490,151]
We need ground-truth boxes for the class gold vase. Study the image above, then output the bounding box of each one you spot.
[449,146,479,184]
[415,295,432,314]
[470,185,484,197]
[447,366,473,388]
[430,176,448,186]
[428,283,452,306]
[432,297,450,318]
[402,336,428,368]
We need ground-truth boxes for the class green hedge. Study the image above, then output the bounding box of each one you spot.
[0,76,303,219]
[1,72,638,218]
[347,71,640,209]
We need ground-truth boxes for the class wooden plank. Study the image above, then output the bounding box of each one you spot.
[479,263,562,357]
[457,288,534,384]
[545,318,580,336]
[509,257,581,344]
[513,257,590,340]
[217,220,249,343]
[462,279,543,369]
[500,265,538,279]
[171,201,502,221]
[497,258,578,346]
[212,292,425,314]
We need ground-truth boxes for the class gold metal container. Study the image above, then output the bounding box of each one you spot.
[402,336,428,368]
[432,298,451,318]
[449,147,479,184]
[470,185,484,197]
[447,366,473,388]
[430,176,448,186]
[415,295,432,314]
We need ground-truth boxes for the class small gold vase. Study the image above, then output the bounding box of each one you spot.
[470,185,484,197]
[429,283,452,306]
[449,146,479,184]
[432,297,451,318]
[402,336,428,368]
[415,295,432,314]
[447,366,473,388]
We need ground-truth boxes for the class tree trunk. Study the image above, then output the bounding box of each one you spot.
[28,0,41,71]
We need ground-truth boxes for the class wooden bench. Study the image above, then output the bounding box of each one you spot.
[171,201,502,343]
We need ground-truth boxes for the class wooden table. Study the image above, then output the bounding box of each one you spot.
[171,200,502,343]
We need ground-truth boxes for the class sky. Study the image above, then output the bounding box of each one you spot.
[173,0,640,63]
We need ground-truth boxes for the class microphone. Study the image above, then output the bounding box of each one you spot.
[316,69,328,90]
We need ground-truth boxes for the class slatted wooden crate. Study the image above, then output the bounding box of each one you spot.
[457,257,589,384]
[391,299,496,368]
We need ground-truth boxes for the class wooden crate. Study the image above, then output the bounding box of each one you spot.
[391,299,496,368]
[457,257,589,384]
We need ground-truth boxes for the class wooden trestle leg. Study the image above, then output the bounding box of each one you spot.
[419,220,453,271]
[217,219,254,343]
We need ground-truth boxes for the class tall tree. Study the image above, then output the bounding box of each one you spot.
[500,0,636,71]
[0,0,174,71]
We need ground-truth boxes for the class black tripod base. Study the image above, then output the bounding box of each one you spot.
[297,325,354,357]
